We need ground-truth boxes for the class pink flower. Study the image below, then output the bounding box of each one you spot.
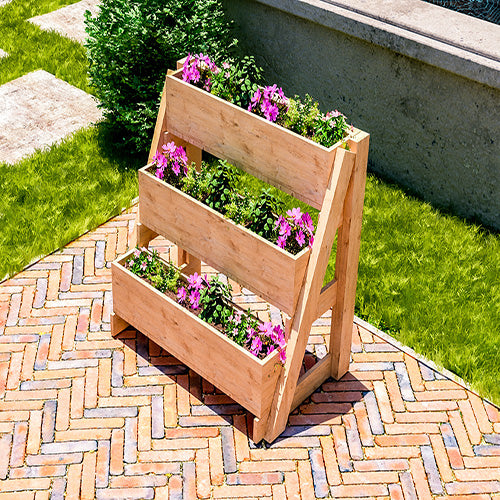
[189,290,200,309]
[177,286,187,303]
[187,272,203,290]
[222,62,230,69]
[279,220,291,238]
[258,322,273,338]
[279,348,286,364]
[295,230,306,247]
[133,249,141,258]
[140,262,147,271]
[287,207,303,223]
[301,212,314,234]
[277,235,287,249]
[162,142,176,155]
[250,336,263,355]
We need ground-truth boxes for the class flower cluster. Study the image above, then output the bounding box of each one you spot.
[182,53,219,92]
[248,84,289,124]
[152,141,188,188]
[276,207,315,254]
[126,249,287,364]
[247,322,286,363]
[176,272,206,310]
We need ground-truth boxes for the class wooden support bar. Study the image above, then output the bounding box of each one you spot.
[262,148,356,443]
[111,311,129,337]
[330,132,370,380]
[317,279,337,318]
[291,353,332,412]
[179,255,202,276]
[136,222,158,249]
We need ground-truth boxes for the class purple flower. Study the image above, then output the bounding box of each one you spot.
[295,230,306,247]
[267,345,276,355]
[301,212,314,235]
[177,286,187,303]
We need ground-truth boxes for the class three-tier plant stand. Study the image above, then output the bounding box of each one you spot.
[111,59,369,444]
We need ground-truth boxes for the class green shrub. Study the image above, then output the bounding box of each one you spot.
[85,0,235,154]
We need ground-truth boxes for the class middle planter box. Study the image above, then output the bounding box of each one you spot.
[139,165,310,316]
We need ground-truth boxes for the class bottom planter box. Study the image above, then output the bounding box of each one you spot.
[112,249,282,419]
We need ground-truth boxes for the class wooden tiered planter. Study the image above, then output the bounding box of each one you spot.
[112,58,370,443]
[112,249,281,419]
[138,166,309,315]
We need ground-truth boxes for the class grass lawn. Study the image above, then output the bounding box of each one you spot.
[240,172,500,405]
[1,0,499,406]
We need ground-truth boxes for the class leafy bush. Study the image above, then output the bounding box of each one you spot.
[85,0,235,153]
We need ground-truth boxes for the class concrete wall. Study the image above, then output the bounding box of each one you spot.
[223,0,500,229]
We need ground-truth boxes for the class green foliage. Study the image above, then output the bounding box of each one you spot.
[127,248,179,293]
[247,188,282,240]
[211,56,263,108]
[282,94,320,138]
[198,275,232,326]
[223,189,253,225]
[84,0,236,153]
[204,160,240,212]
[181,163,211,202]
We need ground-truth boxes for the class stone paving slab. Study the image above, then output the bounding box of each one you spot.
[0,204,499,498]
[28,0,99,44]
[0,70,102,164]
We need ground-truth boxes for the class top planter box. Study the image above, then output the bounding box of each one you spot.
[165,68,349,211]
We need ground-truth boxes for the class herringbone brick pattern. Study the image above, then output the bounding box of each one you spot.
[0,205,499,499]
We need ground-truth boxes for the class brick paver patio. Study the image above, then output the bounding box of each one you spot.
[0,205,499,499]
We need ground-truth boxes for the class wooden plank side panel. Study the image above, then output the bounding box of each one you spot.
[138,168,309,315]
[111,257,281,418]
[165,73,337,210]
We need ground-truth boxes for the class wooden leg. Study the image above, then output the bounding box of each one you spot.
[111,311,129,337]
[330,133,369,380]
[263,149,357,444]
[136,222,158,249]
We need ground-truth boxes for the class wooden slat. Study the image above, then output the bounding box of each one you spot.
[138,168,310,315]
[112,251,281,418]
[291,354,332,412]
[317,279,337,318]
[263,148,356,443]
[165,70,339,210]
[330,132,370,380]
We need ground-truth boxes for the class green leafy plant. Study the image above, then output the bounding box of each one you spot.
[210,56,263,108]
[198,275,233,326]
[205,160,240,212]
[85,0,236,153]
[283,94,320,138]
[247,188,283,240]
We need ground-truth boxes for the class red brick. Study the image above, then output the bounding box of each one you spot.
[409,458,432,500]
[209,435,224,486]
[319,435,341,485]
[284,471,301,500]
[81,451,97,500]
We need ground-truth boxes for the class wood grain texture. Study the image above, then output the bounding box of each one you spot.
[111,250,281,418]
[165,69,341,210]
[138,167,310,315]
[263,147,356,442]
[330,132,370,380]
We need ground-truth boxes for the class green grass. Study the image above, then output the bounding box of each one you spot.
[0,125,140,280]
[237,170,500,405]
[0,0,141,280]
[0,0,90,91]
